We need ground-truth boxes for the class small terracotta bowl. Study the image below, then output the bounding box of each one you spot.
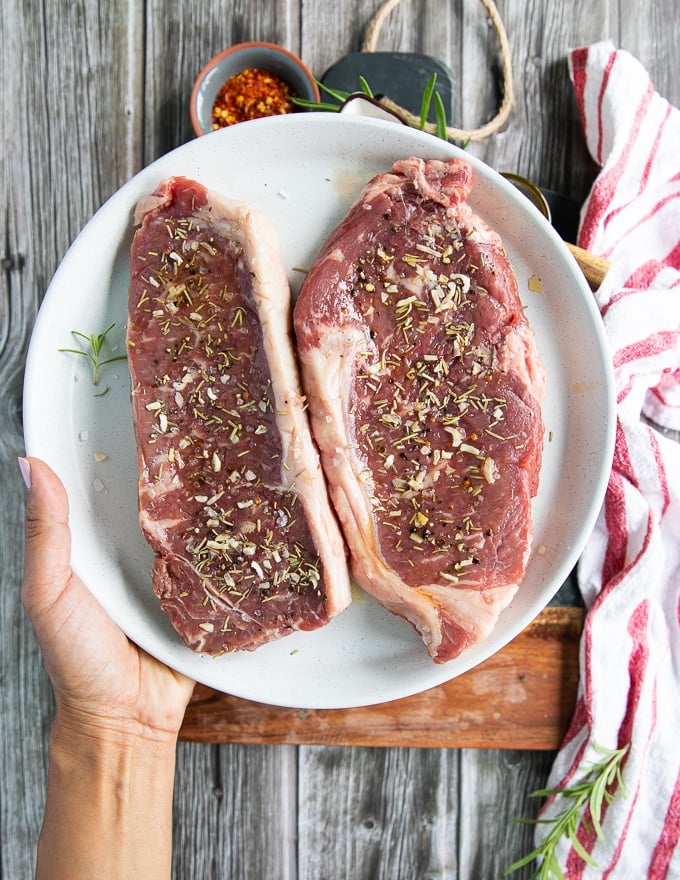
[190,41,320,137]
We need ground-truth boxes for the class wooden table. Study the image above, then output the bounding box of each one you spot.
[2,1,677,877]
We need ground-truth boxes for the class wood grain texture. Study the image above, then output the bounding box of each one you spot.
[458,747,556,878]
[180,607,584,750]
[143,0,300,163]
[172,742,298,880]
[1,2,142,878]
[3,1,679,879]
[298,745,460,880]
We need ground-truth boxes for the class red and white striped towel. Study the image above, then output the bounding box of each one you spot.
[537,42,680,877]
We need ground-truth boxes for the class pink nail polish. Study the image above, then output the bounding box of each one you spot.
[18,457,32,489]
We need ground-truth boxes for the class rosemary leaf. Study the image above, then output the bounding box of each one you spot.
[419,73,437,130]
[316,79,352,103]
[291,79,352,112]
[290,97,344,111]
[433,90,448,140]
[589,773,609,839]
[358,75,374,97]
[570,831,599,867]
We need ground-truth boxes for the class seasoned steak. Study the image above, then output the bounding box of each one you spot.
[293,158,545,663]
[128,177,350,654]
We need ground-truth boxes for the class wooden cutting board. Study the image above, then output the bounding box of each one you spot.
[179,605,584,751]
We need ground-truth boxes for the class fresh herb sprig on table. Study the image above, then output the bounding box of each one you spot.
[293,72,450,142]
[59,322,127,394]
[292,74,376,112]
[505,742,629,880]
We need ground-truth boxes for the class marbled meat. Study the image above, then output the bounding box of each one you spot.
[128,176,351,654]
[293,157,545,663]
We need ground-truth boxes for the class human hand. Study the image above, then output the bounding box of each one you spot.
[20,456,195,743]
[20,456,194,879]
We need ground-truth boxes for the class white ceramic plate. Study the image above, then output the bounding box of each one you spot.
[24,114,615,709]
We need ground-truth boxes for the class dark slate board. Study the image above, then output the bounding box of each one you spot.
[321,51,455,125]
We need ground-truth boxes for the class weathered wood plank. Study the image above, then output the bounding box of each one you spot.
[296,745,557,880]
[472,0,680,197]
[458,747,556,879]
[298,745,461,880]
[617,0,680,107]
[1,2,144,879]
[465,0,609,201]
[180,607,583,750]
[172,742,298,880]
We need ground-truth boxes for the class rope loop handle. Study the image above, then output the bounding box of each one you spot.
[361,0,514,142]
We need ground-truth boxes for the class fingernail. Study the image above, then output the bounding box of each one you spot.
[18,457,32,489]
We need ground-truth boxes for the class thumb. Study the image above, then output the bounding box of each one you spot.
[19,455,129,690]
[20,456,78,630]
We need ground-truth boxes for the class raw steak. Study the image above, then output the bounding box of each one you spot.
[293,157,545,663]
[128,176,351,654]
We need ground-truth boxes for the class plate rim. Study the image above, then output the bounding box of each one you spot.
[23,113,615,709]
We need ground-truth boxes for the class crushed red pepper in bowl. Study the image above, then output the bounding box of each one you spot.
[191,42,319,137]
[211,68,295,128]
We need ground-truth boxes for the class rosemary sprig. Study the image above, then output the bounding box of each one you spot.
[59,322,127,387]
[505,743,629,880]
[292,73,450,143]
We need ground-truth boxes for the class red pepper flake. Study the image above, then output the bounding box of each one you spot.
[211,68,295,128]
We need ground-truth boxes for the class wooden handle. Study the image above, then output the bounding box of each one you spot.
[566,242,611,290]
